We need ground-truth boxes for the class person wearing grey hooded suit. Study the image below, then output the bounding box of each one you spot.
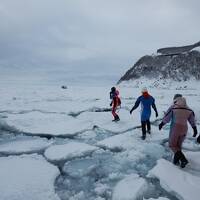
[159,95,199,168]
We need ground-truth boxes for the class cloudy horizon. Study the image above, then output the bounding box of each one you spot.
[0,0,200,83]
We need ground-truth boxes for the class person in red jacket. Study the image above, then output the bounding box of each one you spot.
[110,87,121,121]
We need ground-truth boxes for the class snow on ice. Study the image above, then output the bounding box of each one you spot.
[0,154,60,200]
[5,111,91,136]
[112,174,147,200]
[184,151,200,172]
[0,137,53,154]
[44,142,99,162]
[148,158,200,200]
[97,130,165,158]
[144,198,170,200]
[0,79,200,200]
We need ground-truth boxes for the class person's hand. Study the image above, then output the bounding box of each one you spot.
[197,135,200,143]
[192,126,197,137]
[159,122,164,130]
[110,103,112,107]
[130,110,132,115]
[155,112,158,118]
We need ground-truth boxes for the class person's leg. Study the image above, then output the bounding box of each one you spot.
[169,132,188,167]
[169,131,181,165]
[169,131,180,153]
[173,151,181,165]
[141,121,146,140]
[146,119,151,134]
[177,134,188,168]
[112,106,119,121]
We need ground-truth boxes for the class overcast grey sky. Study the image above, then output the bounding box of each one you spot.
[0,0,199,81]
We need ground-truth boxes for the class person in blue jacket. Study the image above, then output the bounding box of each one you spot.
[130,87,158,140]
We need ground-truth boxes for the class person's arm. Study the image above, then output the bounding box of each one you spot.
[110,99,113,106]
[188,111,200,143]
[159,107,173,130]
[152,102,158,117]
[130,97,140,114]
[197,135,200,143]
[188,111,198,137]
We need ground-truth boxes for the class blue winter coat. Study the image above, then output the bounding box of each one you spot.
[131,95,157,121]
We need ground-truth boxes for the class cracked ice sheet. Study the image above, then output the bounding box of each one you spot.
[144,198,169,200]
[97,130,165,152]
[148,159,200,200]
[182,138,200,151]
[96,130,165,171]
[44,142,99,162]
[184,151,200,173]
[5,111,91,136]
[0,137,53,154]
[112,174,147,200]
[78,109,155,133]
[0,154,60,200]
[0,84,108,114]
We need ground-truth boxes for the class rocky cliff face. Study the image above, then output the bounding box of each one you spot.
[118,50,200,84]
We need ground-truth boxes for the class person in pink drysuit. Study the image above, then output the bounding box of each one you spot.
[159,95,199,168]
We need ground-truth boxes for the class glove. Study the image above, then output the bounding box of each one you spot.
[197,135,200,143]
[130,110,132,115]
[159,122,164,130]
[155,112,158,118]
[110,102,112,107]
[192,126,197,137]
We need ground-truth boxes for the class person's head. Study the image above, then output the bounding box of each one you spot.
[141,87,148,93]
[110,87,116,99]
[141,87,149,98]
[175,97,187,107]
[173,94,182,103]
[111,87,116,93]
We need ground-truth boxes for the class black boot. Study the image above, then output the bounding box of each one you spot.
[115,115,120,121]
[141,121,146,140]
[179,151,189,168]
[147,120,151,134]
[141,134,146,140]
[173,151,181,166]
[112,115,120,122]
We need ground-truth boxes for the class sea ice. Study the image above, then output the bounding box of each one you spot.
[45,141,99,162]
[112,174,147,200]
[63,157,98,178]
[0,137,53,154]
[0,154,60,200]
[5,111,91,136]
[148,158,200,200]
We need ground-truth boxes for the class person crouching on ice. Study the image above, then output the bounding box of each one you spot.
[110,87,121,122]
[159,96,198,168]
[130,87,158,140]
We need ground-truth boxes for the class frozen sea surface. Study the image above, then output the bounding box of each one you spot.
[0,154,60,200]
[0,79,200,200]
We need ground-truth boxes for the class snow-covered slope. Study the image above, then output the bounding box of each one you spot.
[118,50,200,83]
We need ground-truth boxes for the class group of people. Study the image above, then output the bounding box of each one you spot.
[109,87,200,168]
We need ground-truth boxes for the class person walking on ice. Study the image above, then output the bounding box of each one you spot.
[130,87,158,140]
[110,87,121,122]
[159,96,199,168]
